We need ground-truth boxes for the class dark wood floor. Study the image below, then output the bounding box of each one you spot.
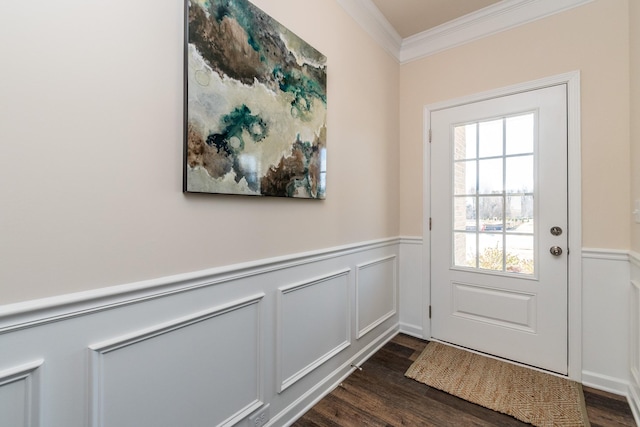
[292,334,636,427]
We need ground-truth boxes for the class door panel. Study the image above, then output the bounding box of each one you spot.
[451,282,536,332]
[430,85,568,374]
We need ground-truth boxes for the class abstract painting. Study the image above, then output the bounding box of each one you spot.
[184,0,327,198]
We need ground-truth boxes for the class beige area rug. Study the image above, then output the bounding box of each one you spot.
[405,342,590,427]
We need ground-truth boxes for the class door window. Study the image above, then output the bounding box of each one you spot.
[452,113,535,275]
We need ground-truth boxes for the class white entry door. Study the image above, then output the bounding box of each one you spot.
[430,84,568,374]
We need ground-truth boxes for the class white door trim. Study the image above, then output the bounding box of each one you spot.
[422,71,582,380]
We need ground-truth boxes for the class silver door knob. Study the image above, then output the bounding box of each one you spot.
[550,226,563,236]
[550,246,563,256]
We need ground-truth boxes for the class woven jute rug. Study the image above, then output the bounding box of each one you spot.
[405,342,590,426]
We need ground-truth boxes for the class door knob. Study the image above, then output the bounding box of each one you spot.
[549,246,563,256]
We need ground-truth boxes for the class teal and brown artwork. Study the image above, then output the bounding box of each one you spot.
[184,0,327,198]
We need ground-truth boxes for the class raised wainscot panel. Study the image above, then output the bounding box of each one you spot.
[451,282,536,332]
[356,255,397,339]
[89,294,264,427]
[0,360,43,427]
[631,280,640,383]
[630,266,640,420]
[277,269,351,392]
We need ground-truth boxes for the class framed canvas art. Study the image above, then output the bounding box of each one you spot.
[184,0,327,199]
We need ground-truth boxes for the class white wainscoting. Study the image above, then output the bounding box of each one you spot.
[398,238,633,396]
[88,295,264,427]
[629,251,640,424]
[398,237,424,338]
[0,360,43,427]
[277,270,350,393]
[0,238,401,427]
[356,255,397,339]
[582,248,631,395]
[4,238,631,426]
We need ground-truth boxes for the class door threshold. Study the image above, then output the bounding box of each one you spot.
[429,337,569,379]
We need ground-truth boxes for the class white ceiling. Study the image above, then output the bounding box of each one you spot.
[370,0,502,38]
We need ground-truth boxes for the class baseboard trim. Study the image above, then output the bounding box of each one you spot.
[0,237,400,334]
[399,322,423,339]
[628,383,640,427]
[582,370,629,396]
[273,324,399,426]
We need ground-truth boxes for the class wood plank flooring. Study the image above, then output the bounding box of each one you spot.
[292,334,636,427]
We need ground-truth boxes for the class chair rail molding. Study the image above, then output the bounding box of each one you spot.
[0,237,400,334]
[0,237,402,427]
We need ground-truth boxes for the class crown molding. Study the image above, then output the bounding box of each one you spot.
[336,0,402,60]
[336,0,593,64]
[401,0,593,63]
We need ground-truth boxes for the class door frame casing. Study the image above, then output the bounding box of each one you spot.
[422,71,582,380]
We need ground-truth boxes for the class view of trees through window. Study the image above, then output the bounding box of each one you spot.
[452,113,536,275]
